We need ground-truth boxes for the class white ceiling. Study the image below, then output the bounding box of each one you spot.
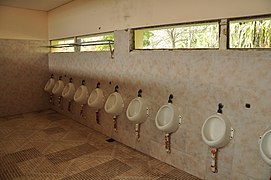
[0,0,73,11]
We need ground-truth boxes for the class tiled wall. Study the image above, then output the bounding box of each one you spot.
[48,30,271,179]
[0,39,50,117]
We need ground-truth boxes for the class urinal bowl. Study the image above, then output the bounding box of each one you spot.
[52,80,65,96]
[74,85,89,104]
[126,97,148,124]
[104,92,124,116]
[62,83,76,100]
[201,113,232,148]
[155,103,181,134]
[88,88,105,109]
[259,128,271,166]
[44,78,56,93]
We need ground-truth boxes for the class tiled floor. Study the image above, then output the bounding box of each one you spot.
[0,110,201,179]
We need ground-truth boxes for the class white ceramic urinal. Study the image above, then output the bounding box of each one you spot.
[74,85,89,105]
[201,113,233,148]
[52,80,65,96]
[259,128,271,166]
[104,92,124,116]
[88,88,105,109]
[62,82,76,100]
[44,78,56,93]
[155,103,181,134]
[126,97,149,124]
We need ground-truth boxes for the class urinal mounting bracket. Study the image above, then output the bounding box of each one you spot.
[114,85,119,92]
[217,103,223,114]
[168,94,173,104]
[138,89,142,97]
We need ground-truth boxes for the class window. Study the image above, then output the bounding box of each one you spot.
[50,38,75,52]
[229,17,271,48]
[77,33,114,52]
[134,22,219,49]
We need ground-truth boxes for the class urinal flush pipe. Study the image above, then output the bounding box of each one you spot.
[168,94,173,104]
[48,74,54,104]
[96,110,100,124]
[113,115,118,132]
[58,96,62,109]
[135,123,141,140]
[217,103,223,114]
[165,133,171,153]
[68,100,72,112]
[210,148,218,173]
[49,93,54,104]
[80,104,86,119]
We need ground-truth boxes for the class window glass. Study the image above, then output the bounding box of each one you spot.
[229,17,271,48]
[50,38,75,52]
[134,22,219,49]
[77,33,114,52]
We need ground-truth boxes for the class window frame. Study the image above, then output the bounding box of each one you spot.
[131,19,221,51]
[227,14,271,50]
[49,32,115,53]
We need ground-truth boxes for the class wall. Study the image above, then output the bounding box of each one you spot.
[48,0,271,39]
[0,6,48,40]
[49,30,271,179]
[0,39,50,117]
[0,6,49,116]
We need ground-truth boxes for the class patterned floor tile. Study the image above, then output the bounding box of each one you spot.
[2,147,42,163]
[5,129,36,140]
[64,159,131,180]
[0,162,23,179]
[32,157,69,176]
[158,169,201,180]
[43,127,66,135]
[17,156,44,175]
[46,114,66,121]
[1,139,28,154]
[46,143,98,164]
[0,111,202,180]
[61,130,91,142]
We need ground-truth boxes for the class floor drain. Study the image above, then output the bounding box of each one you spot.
[106,138,115,143]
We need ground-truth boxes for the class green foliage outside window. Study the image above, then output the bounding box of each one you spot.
[137,23,219,49]
[229,18,271,48]
[95,34,114,51]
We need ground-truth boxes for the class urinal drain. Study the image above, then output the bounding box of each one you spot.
[106,138,116,143]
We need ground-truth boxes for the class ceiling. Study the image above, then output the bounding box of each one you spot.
[0,0,73,11]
